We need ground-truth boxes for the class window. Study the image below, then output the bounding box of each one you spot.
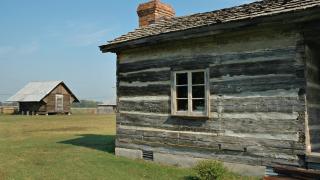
[171,69,210,117]
[55,94,64,112]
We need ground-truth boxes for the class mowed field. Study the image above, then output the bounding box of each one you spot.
[0,115,191,180]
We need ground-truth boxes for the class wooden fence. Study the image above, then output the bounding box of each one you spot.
[71,107,116,115]
[0,106,18,115]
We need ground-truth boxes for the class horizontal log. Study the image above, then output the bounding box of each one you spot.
[119,67,171,76]
[118,100,171,114]
[116,135,303,159]
[119,55,213,73]
[119,81,170,87]
[118,110,304,135]
[117,113,220,132]
[118,94,305,114]
[211,96,305,113]
[210,58,303,78]
[118,84,170,97]
[118,59,302,84]
[118,75,305,97]
[119,70,171,83]
[117,125,305,151]
[119,96,169,101]
[219,113,302,134]
[118,48,296,73]
[210,74,305,94]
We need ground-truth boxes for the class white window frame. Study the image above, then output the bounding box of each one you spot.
[171,69,210,117]
[55,94,64,112]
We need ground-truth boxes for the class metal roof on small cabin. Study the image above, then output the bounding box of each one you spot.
[7,81,78,102]
[100,0,320,52]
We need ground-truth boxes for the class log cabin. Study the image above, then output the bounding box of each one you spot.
[100,0,320,175]
[7,81,79,115]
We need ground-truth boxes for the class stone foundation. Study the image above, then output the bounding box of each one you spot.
[115,147,265,177]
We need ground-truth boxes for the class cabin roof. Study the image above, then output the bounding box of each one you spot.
[100,0,320,52]
[7,81,79,102]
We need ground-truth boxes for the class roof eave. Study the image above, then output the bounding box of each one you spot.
[6,100,40,103]
[41,81,80,103]
[100,7,320,53]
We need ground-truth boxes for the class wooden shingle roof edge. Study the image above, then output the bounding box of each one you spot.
[100,0,320,53]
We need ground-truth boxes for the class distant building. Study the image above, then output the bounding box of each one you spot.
[97,104,117,114]
[7,81,79,115]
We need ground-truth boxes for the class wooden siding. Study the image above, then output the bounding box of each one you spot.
[116,25,307,166]
[306,44,320,153]
[44,84,72,113]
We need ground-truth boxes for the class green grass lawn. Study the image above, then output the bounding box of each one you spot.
[0,115,259,180]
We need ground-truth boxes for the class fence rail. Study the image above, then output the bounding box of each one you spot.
[0,106,19,115]
[71,107,116,115]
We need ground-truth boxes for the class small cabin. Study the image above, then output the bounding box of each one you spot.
[100,0,320,176]
[7,81,79,115]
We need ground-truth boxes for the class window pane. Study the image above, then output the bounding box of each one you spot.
[177,86,188,98]
[192,86,205,98]
[193,99,205,112]
[177,99,188,111]
[192,72,204,85]
[176,73,188,85]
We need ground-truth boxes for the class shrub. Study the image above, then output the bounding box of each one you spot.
[193,160,227,180]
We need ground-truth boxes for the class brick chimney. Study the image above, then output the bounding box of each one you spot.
[137,0,175,27]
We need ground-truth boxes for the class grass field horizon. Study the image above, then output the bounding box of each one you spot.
[0,115,193,180]
[0,115,259,180]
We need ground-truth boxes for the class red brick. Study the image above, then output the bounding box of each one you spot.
[137,0,175,27]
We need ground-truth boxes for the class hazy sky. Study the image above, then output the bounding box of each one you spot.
[0,0,254,102]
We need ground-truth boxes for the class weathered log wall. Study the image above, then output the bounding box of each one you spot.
[116,26,307,166]
[306,44,320,153]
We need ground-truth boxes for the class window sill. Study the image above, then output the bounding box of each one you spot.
[171,114,210,120]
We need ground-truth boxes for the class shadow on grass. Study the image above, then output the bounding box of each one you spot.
[59,134,115,154]
[183,176,198,180]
